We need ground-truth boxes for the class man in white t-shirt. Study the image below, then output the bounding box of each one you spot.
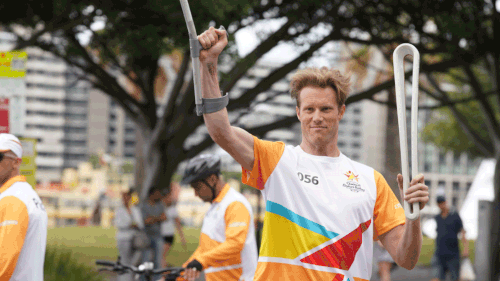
[160,183,186,268]
[0,133,48,281]
[115,188,145,281]
[193,27,430,280]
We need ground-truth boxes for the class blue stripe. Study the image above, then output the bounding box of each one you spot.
[266,201,338,239]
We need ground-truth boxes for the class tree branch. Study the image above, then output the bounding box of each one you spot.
[228,30,337,111]
[463,64,500,145]
[426,73,493,155]
[370,89,498,110]
[152,48,191,144]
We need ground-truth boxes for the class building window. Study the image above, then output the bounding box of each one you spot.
[352,142,361,148]
[338,141,345,148]
[453,153,462,174]
[438,181,446,191]
[424,145,433,172]
[353,119,361,125]
[125,141,135,147]
[467,159,479,175]
[352,131,361,137]
[438,152,448,174]
[452,196,459,207]
[466,182,472,194]
[453,182,460,192]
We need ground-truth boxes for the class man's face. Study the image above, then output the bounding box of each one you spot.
[190,175,217,203]
[149,190,163,202]
[296,86,345,148]
[438,201,447,212]
[0,151,21,184]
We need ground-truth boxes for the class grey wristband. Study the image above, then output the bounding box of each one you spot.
[196,93,229,116]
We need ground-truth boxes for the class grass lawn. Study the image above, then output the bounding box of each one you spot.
[419,236,475,266]
[47,226,201,268]
[48,227,474,268]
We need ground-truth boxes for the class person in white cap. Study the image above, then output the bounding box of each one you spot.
[0,133,48,281]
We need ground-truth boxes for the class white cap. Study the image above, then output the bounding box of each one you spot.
[0,134,23,158]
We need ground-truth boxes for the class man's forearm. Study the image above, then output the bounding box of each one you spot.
[396,219,422,270]
[201,61,233,142]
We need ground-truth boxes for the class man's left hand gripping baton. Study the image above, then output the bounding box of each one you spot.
[179,0,229,116]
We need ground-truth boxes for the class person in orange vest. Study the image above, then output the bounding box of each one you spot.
[182,154,258,281]
[0,133,48,281]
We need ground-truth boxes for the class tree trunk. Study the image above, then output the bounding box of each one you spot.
[383,89,402,198]
[138,138,178,201]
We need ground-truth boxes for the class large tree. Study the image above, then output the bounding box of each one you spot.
[4,2,499,273]
[2,0,417,201]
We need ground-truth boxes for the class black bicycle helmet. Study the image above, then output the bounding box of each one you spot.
[181,154,221,185]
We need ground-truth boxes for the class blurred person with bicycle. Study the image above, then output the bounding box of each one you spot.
[141,188,167,279]
[181,154,258,281]
[115,188,146,281]
[160,182,187,268]
[0,133,48,281]
[193,26,429,280]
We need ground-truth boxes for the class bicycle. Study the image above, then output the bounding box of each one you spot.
[96,256,185,281]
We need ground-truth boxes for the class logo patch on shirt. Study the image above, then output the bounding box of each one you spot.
[0,220,18,227]
[343,171,365,192]
[394,203,403,209]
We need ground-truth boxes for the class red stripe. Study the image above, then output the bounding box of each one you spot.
[301,219,372,270]
[332,274,344,281]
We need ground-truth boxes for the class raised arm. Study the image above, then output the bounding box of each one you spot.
[197,27,254,171]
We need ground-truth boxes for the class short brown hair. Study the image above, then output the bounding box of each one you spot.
[289,67,351,108]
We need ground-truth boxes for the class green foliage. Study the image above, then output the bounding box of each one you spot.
[88,154,101,169]
[421,63,497,158]
[421,106,490,158]
[44,246,106,281]
[121,162,134,174]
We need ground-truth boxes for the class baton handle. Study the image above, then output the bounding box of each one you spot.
[393,43,420,220]
[179,0,203,115]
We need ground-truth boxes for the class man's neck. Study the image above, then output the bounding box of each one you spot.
[300,141,340,157]
[0,172,21,187]
[212,181,226,201]
[441,208,450,218]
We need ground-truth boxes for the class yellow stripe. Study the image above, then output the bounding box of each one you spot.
[260,212,330,259]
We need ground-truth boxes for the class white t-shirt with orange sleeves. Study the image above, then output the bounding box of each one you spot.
[184,184,258,281]
[242,137,405,281]
[0,176,48,281]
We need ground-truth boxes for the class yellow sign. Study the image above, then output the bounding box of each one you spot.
[0,51,28,78]
[19,137,37,188]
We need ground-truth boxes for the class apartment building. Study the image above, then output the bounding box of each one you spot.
[1,31,136,183]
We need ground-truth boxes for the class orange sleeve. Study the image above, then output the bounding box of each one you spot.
[241,136,285,190]
[0,196,29,279]
[373,171,405,240]
[196,202,251,268]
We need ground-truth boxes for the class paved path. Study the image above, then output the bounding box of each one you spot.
[107,267,432,281]
[374,266,434,281]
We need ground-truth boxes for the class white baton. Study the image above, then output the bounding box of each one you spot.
[393,43,420,220]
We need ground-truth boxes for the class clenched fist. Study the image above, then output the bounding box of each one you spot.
[198,26,227,63]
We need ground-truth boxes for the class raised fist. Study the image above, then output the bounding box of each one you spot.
[198,26,227,63]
